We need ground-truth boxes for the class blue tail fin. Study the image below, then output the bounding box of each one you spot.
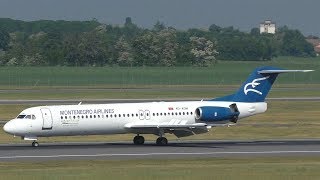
[212,66,313,103]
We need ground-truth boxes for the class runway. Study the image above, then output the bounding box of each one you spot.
[1,140,320,161]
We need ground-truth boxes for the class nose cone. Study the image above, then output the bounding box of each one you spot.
[3,120,15,135]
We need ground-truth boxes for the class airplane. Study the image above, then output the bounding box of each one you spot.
[3,66,313,147]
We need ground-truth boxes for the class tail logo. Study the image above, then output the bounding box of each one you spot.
[244,76,270,95]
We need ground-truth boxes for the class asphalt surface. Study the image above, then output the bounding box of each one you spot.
[0,140,320,161]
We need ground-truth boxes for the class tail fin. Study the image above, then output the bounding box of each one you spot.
[212,66,313,102]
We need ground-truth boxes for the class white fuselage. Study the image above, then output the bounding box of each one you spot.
[4,101,267,138]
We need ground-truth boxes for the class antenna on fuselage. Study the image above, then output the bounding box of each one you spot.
[78,102,82,105]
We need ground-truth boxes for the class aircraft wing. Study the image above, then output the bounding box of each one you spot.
[124,121,210,138]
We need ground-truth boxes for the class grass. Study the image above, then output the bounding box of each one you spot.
[1,101,320,144]
[0,84,320,100]
[1,157,320,180]
[0,56,319,88]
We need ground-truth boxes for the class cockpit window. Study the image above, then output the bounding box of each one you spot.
[17,115,26,119]
[16,114,36,119]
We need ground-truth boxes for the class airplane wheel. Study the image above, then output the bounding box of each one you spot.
[133,135,145,145]
[156,137,168,146]
[32,141,39,147]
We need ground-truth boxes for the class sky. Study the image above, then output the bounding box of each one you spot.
[0,0,319,36]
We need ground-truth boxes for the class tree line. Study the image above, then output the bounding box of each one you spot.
[0,18,316,67]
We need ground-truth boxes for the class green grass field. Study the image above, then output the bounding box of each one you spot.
[0,57,318,88]
[1,157,320,180]
[1,84,320,100]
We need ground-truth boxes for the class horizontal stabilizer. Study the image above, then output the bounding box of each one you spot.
[258,69,314,74]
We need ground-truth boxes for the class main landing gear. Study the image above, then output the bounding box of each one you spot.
[32,141,39,147]
[133,135,145,145]
[156,137,168,146]
[133,135,168,145]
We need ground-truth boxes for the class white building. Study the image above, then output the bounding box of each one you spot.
[260,20,276,34]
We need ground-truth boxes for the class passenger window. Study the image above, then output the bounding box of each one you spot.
[61,116,63,120]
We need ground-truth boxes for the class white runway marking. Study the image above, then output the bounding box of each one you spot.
[1,150,320,159]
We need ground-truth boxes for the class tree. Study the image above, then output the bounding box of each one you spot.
[0,29,10,50]
[190,36,218,66]
[115,36,134,66]
[133,29,178,66]
[63,30,109,66]
[250,28,260,36]
[157,29,178,66]
[209,24,222,33]
[153,21,166,32]
[279,28,315,57]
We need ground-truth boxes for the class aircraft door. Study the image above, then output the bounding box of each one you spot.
[138,110,144,120]
[41,108,53,130]
[145,110,150,120]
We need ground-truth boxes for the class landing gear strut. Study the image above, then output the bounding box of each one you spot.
[156,137,168,146]
[133,135,145,145]
[32,141,39,147]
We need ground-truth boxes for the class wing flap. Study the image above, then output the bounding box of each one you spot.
[124,122,209,138]
[126,123,207,129]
